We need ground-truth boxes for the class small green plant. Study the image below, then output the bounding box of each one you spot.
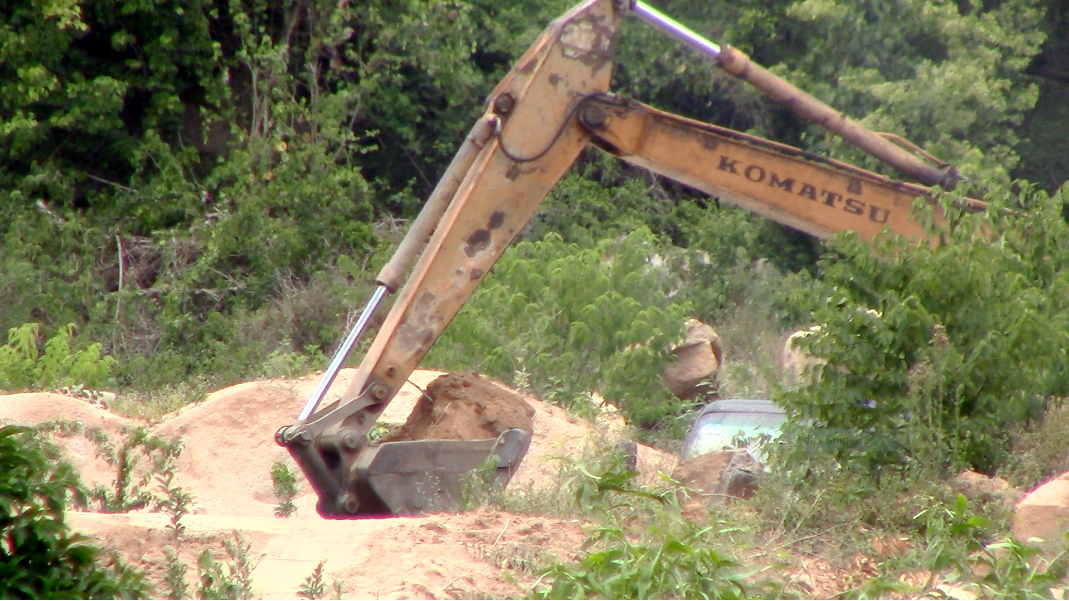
[90,426,183,513]
[460,454,508,511]
[297,560,327,599]
[261,343,328,379]
[162,546,190,600]
[913,493,991,577]
[156,461,193,542]
[967,535,1069,599]
[330,579,347,600]
[534,516,750,600]
[197,531,254,600]
[271,460,300,517]
[109,377,214,422]
[365,422,393,443]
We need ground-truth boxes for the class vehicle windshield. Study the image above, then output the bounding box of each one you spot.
[682,409,787,462]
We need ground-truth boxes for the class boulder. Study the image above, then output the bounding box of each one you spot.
[782,325,826,386]
[672,449,760,505]
[1013,471,1069,549]
[662,319,723,399]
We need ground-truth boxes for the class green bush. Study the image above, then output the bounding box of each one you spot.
[535,520,749,600]
[775,182,1069,475]
[0,322,115,391]
[428,227,690,430]
[0,425,147,598]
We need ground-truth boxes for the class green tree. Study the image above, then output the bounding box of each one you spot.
[429,228,690,430]
[775,182,1069,474]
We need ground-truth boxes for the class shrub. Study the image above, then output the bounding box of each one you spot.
[0,322,115,391]
[271,460,299,518]
[0,425,148,598]
[428,228,690,431]
[535,520,749,600]
[774,183,1069,475]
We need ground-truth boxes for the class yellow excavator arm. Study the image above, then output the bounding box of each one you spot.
[276,0,985,517]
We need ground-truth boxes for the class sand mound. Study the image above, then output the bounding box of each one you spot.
[1,370,677,598]
[386,372,535,442]
[69,508,586,600]
[0,392,139,493]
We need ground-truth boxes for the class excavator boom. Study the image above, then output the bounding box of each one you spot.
[277,0,985,517]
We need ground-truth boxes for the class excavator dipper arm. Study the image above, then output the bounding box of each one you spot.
[575,94,984,241]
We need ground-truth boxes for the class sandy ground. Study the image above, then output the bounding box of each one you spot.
[1,369,675,599]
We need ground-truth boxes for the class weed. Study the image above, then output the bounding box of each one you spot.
[271,460,299,517]
[297,560,327,599]
[261,342,327,379]
[365,422,393,443]
[483,541,556,575]
[1003,398,1069,491]
[330,579,347,600]
[533,513,751,600]
[197,531,254,600]
[162,546,190,600]
[109,377,214,422]
[90,426,183,512]
[156,461,193,542]
[966,535,1069,599]
[913,493,991,577]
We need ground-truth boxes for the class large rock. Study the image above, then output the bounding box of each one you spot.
[1013,471,1069,549]
[671,450,760,505]
[782,326,826,386]
[662,320,723,399]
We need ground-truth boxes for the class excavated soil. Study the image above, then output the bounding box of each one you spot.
[385,372,535,443]
[0,369,675,599]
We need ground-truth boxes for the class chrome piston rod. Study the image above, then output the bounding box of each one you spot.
[296,285,388,422]
[630,1,721,59]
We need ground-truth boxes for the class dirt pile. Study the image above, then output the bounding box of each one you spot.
[0,369,676,598]
[386,372,535,442]
[69,509,586,600]
[1014,470,1069,549]
[0,392,138,492]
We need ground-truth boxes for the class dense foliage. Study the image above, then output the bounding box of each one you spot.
[430,228,690,429]
[1,0,1063,397]
[776,183,1069,474]
[1,2,1068,595]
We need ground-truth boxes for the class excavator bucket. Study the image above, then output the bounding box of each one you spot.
[346,429,531,515]
[278,371,537,517]
[281,423,532,518]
